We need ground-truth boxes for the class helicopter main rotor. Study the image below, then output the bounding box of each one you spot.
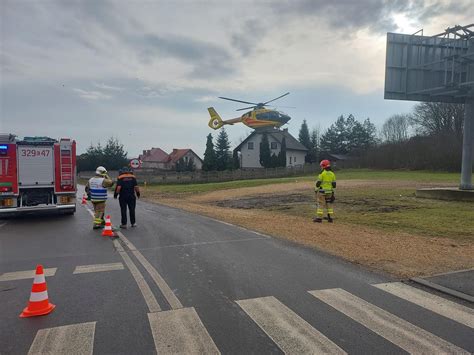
[218,92,290,111]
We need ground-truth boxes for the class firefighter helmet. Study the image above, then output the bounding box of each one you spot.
[320,160,331,169]
[96,166,107,175]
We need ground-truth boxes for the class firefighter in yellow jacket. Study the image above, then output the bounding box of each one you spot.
[85,166,114,229]
[314,160,336,223]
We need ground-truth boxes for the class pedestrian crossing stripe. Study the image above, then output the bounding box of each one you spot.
[0,268,57,282]
[25,283,472,354]
[148,307,220,354]
[374,282,474,329]
[73,263,124,274]
[236,296,347,354]
[28,322,96,355]
[309,288,469,354]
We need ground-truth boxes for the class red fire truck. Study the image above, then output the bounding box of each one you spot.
[0,134,77,215]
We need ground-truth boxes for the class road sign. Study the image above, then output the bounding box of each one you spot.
[130,159,141,169]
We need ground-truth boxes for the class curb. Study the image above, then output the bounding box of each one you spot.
[410,277,474,303]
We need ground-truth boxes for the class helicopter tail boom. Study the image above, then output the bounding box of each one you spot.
[208,107,225,130]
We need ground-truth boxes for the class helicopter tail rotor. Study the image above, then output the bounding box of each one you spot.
[208,107,224,130]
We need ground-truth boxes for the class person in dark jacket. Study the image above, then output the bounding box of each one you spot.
[114,167,140,228]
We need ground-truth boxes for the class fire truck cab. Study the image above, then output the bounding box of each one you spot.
[0,133,77,216]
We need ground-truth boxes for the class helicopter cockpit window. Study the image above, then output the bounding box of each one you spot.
[256,112,272,120]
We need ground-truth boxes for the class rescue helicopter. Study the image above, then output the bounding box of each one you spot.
[208,92,292,130]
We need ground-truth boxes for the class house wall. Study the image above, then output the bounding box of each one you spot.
[183,151,203,170]
[286,150,306,167]
[142,161,168,169]
[240,133,306,168]
[241,134,265,168]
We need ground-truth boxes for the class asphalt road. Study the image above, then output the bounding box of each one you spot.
[1,190,473,354]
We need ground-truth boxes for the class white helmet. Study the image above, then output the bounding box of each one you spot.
[96,166,107,175]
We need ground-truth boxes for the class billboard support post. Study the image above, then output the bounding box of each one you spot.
[460,94,474,190]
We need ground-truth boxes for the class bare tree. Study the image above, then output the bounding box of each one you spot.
[410,102,464,137]
[381,114,410,143]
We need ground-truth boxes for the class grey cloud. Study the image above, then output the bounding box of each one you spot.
[269,0,412,33]
[134,34,236,78]
[59,0,143,38]
[417,1,473,23]
[268,0,470,34]
[21,1,238,80]
[231,19,268,56]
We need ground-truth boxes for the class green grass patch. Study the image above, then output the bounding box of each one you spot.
[144,176,312,194]
[336,169,459,183]
[273,187,473,241]
[143,169,461,194]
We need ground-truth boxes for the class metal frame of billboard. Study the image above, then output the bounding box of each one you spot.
[385,24,474,103]
[384,24,474,190]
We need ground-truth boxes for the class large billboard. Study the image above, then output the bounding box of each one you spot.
[384,31,474,103]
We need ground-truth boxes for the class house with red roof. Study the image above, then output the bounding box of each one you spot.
[139,148,203,170]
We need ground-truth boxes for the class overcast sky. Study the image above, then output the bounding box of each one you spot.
[1,0,472,158]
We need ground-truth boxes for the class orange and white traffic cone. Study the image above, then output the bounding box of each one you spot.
[20,265,55,318]
[102,215,115,237]
[81,194,87,205]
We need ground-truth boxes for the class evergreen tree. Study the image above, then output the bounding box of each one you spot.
[362,118,377,148]
[278,136,287,167]
[77,138,128,172]
[259,132,271,168]
[215,128,231,171]
[270,153,279,168]
[202,133,217,171]
[232,150,240,170]
[103,137,128,170]
[298,119,311,150]
[186,158,196,172]
[321,115,377,155]
[175,158,185,172]
[321,115,348,154]
[308,128,320,163]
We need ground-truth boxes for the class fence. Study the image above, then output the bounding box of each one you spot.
[78,165,322,185]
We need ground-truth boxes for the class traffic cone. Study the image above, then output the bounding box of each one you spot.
[20,265,55,318]
[102,215,115,237]
[81,194,87,205]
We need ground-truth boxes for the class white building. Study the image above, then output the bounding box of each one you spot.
[234,128,308,168]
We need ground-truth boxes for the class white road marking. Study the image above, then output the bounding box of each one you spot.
[236,296,346,354]
[374,282,474,329]
[310,288,469,354]
[138,236,268,251]
[0,268,57,282]
[201,214,272,239]
[28,322,96,355]
[73,263,124,274]
[148,308,220,354]
[117,231,183,310]
[112,239,161,312]
[0,222,7,228]
[84,206,94,217]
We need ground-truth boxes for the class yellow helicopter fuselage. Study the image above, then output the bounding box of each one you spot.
[208,107,291,130]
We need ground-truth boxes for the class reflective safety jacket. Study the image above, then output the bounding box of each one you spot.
[316,170,336,193]
[88,177,108,202]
